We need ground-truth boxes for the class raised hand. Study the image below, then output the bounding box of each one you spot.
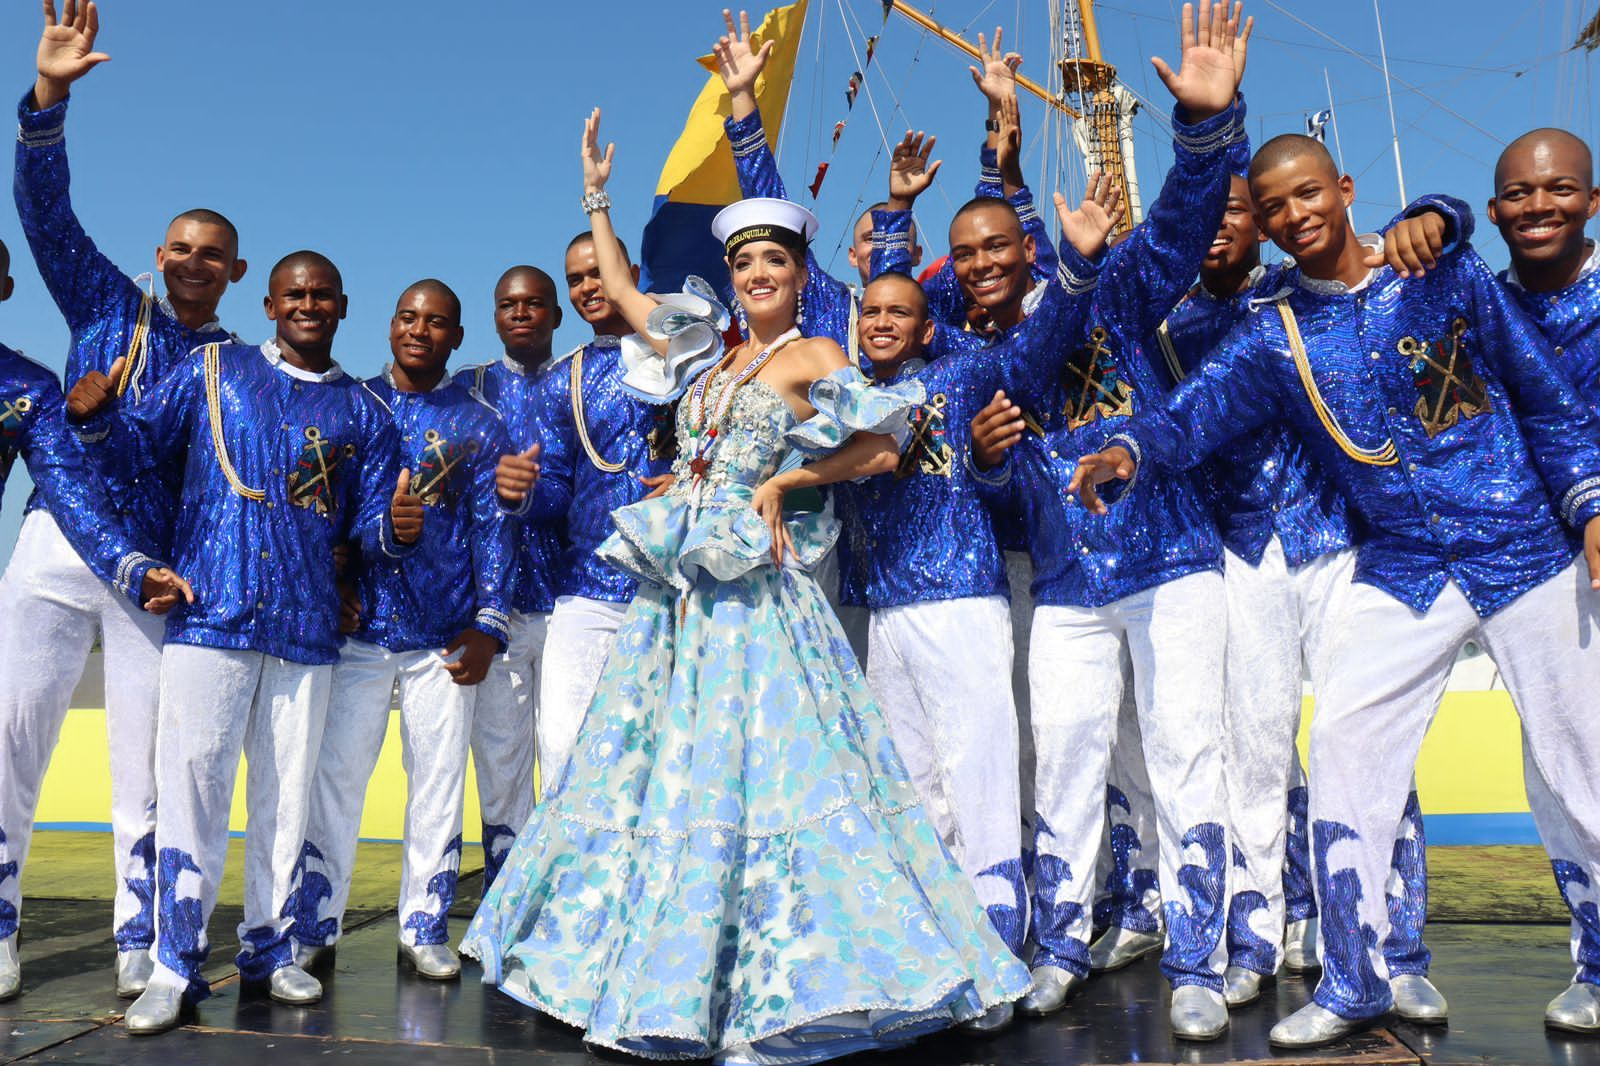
[1150,1,1252,122]
[496,444,541,504]
[391,468,424,545]
[35,0,110,109]
[995,92,1024,192]
[887,130,942,211]
[1367,210,1447,279]
[713,8,774,101]
[442,628,498,686]
[970,390,1025,470]
[1066,445,1137,515]
[582,108,614,195]
[65,354,125,423]
[640,472,676,500]
[967,27,1022,105]
[139,567,194,615]
[1055,171,1126,259]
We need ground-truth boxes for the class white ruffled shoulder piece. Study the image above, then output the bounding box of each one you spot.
[618,276,732,404]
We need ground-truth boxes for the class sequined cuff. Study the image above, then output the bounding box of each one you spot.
[965,448,1012,488]
[114,552,163,605]
[1170,97,1240,158]
[726,108,768,160]
[473,606,513,647]
[16,91,65,148]
[1099,432,1142,507]
[1057,244,1102,296]
[1008,187,1041,229]
[978,145,1001,193]
[1560,475,1600,529]
[378,513,414,560]
[73,417,111,445]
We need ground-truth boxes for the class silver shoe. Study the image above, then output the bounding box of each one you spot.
[0,935,18,1002]
[1018,964,1084,1017]
[1222,965,1264,1007]
[1546,981,1600,1033]
[1269,1002,1364,1047]
[958,1002,1014,1034]
[294,941,335,973]
[1170,985,1228,1040]
[1089,926,1164,972]
[398,941,461,981]
[1282,918,1320,974]
[115,949,154,998]
[1391,973,1447,1024]
[124,983,185,1035]
[268,963,323,1005]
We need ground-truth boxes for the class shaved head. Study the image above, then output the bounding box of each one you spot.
[566,230,630,265]
[1248,134,1341,187]
[270,250,343,292]
[496,264,556,294]
[399,277,461,323]
[1495,128,1593,191]
[169,208,239,257]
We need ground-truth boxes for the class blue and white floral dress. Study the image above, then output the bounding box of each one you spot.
[460,284,1030,1063]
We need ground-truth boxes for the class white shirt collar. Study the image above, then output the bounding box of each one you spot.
[383,363,453,393]
[1504,239,1600,291]
[1296,234,1384,296]
[261,337,344,383]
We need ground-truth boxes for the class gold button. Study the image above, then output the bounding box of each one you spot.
[259,550,270,560]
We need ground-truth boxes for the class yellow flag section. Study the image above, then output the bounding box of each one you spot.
[638,0,809,293]
[37,657,1533,845]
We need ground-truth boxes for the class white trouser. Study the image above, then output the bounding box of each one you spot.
[1221,542,1353,975]
[1308,560,1600,1019]
[1523,744,1600,986]
[148,645,331,1000]
[0,510,162,952]
[471,611,546,887]
[1028,570,1230,991]
[867,596,1025,954]
[538,595,627,791]
[1096,676,1163,937]
[295,640,474,949]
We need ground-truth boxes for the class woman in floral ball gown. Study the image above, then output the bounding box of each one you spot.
[460,108,1032,1063]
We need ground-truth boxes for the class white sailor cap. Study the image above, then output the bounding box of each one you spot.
[711,197,820,256]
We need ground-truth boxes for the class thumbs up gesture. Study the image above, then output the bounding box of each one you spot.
[66,355,126,423]
[391,468,424,544]
[495,443,542,505]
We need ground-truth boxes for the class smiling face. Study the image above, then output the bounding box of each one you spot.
[1203,175,1263,277]
[726,238,806,326]
[264,258,346,353]
[389,284,463,379]
[858,273,933,376]
[157,217,242,312]
[563,238,627,333]
[495,268,560,363]
[1249,155,1355,274]
[948,202,1036,328]
[1489,131,1599,280]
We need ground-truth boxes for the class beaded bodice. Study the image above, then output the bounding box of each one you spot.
[669,369,797,495]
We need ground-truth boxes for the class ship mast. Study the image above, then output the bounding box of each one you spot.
[1061,0,1139,234]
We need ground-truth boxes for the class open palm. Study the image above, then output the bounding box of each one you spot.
[1055,173,1126,260]
[37,0,109,87]
[1151,1,1252,119]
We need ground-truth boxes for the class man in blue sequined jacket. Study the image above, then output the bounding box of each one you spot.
[70,251,422,1034]
[1073,133,1600,1048]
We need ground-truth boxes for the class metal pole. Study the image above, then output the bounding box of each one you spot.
[1323,66,1355,226]
[1372,0,1407,205]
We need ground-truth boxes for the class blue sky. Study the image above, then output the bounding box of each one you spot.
[2,0,1596,568]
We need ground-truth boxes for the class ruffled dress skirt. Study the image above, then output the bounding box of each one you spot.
[460,488,1030,1063]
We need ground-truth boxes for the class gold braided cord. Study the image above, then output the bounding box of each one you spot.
[114,293,154,398]
[1276,300,1398,467]
[570,347,626,474]
[203,343,266,501]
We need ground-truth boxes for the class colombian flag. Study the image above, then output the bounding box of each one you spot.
[639,1,810,293]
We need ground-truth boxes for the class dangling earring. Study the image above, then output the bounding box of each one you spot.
[795,287,807,328]
[734,301,748,337]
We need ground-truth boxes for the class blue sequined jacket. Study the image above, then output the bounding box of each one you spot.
[517,337,673,604]
[1500,240,1600,416]
[81,341,406,663]
[456,355,562,615]
[835,274,1095,608]
[1112,230,1600,618]
[1,343,162,602]
[350,373,515,652]
[969,100,1244,608]
[15,93,235,555]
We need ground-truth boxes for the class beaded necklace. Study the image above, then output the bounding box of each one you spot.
[684,327,800,482]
